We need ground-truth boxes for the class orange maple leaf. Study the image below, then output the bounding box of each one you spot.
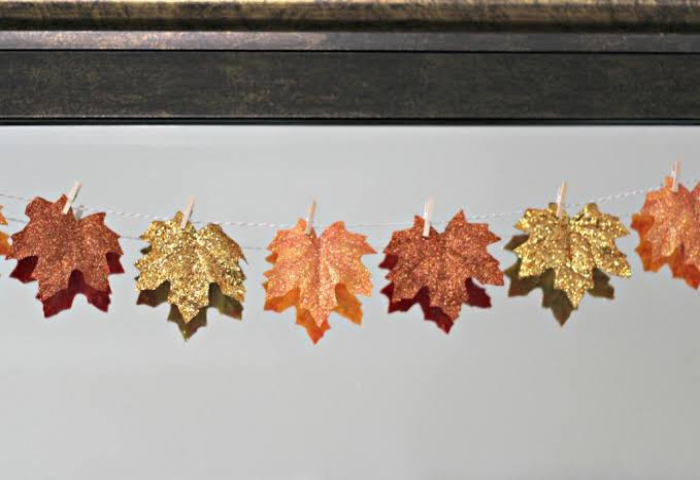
[0,206,10,257]
[381,212,503,332]
[7,196,124,316]
[631,176,700,288]
[264,219,375,343]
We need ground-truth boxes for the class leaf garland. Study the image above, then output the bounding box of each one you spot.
[631,176,700,288]
[504,234,615,325]
[380,212,503,333]
[0,206,10,257]
[135,212,246,339]
[264,219,375,343]
[7,195,123,317]
[513,203,631,309]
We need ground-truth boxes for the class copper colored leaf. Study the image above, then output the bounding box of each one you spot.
[379,281,491,334]
[264,219,375,342]
[379,254,491,334]
[514,203,630,308]
[381,212,503,331]
[631,176,700,288]
[504,235,614,325]
[135,212,246,323]
[7,196,124,316]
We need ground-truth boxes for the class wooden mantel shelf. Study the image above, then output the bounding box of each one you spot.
[1,0,700,32]
[1,0,700,124]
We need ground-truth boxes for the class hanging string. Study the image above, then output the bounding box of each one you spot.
[0,214,267,251]
[0,177,689,251]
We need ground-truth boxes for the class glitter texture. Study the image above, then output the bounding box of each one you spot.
[514,203,631,308]
[631,176,700,288]
[504,234,614,325]
[137,282,242,340]
[7,195,124,316]
[0,205,10,256]
[380,212,503,332]
[264,219,375,343]
[135,211,246,325]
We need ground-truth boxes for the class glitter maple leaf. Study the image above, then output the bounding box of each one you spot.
[7,195,124,316]
[0,206,10,257]
[263,219,375,343]
[380,212,503,333]
[135,212,246,333]
[137,281,242,340]
[631,176,700,288]
[514,203,631,308]
[504,235,614,325]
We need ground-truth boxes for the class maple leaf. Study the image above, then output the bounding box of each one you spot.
[379,279,490,334]
[137,281,241,340]
[263,219,375,343]
[264,280,360,343]
[514,203,631,308]
[504,235,614,325]
[7,195,124,316]
[380,212,503,332]
[631,176,700,288]
[135,212,246,329]
[0,206,10,257]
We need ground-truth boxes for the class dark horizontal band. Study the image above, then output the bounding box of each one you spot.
[2,51,700,123]
[5,31,700,52]
[2,0,700,32]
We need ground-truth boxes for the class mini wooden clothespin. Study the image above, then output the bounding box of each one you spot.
[556,181,568,218]
[181,195,195,229]
[73,204,85,220]
[422,197,434,238]
[304,200,317,235]
[62,181,82,215]
[671,161,681,192]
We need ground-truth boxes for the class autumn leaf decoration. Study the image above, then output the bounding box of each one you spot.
[380,211,503,334]
[0,206,11,257]
[264,219,375,343]
[7,195,124,317]
[135,212,246,340]
[504,235,614,325]
[631,175,700,288]
[509,203,631,322]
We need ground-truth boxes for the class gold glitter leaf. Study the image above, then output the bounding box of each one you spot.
[135,212,246,323]
[381,212,503,330]
[514,203,631,308]
[504,235,614,325]
[264,219,375,342]
[137,281,242,340]
[631,176,700,288]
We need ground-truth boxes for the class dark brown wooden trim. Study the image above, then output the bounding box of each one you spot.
[2,0,700,32]
[2,51,700,124]
[4,31,700,52]
[2,1,700,124]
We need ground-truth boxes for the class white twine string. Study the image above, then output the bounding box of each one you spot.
[0,177,688,251]
[1,214,268,251]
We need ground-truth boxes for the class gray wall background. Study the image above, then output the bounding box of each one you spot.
[0,126,698,480]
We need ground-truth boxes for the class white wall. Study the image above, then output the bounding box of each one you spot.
[0,126,698,480]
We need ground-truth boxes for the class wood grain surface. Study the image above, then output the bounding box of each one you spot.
[2,0,700,32]
[1,51,698,123]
